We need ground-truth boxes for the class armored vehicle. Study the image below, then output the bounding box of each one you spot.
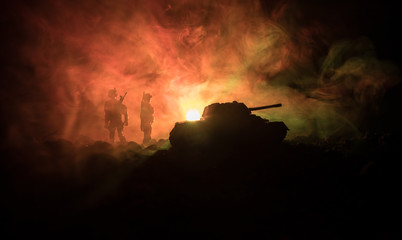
[169,101,288,150]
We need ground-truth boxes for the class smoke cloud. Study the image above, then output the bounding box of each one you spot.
[1,0,400,146]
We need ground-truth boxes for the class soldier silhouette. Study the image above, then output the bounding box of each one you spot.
[104,88,128,144]
[140,92,154,145]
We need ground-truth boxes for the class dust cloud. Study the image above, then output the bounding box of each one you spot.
[1,0,400,146]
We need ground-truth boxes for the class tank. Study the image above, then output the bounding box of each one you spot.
[169,101,289,150]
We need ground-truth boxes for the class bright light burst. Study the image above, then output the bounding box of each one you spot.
[186,109,201,121]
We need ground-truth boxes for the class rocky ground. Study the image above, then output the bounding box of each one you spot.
[1,132,401,239]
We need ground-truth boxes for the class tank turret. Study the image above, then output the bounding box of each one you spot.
[201,102,282,120]
[169,101,289,150]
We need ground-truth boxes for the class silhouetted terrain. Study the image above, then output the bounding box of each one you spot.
[1,0,402,239]
[2,132,401,239]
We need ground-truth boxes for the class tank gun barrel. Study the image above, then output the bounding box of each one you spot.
[249,103,282,111]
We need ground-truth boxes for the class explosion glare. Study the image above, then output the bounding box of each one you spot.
[1,0,400,146]
[186,109,201,121]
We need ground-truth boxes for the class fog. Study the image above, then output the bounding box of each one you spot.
[2,2,401,238]
[1,0,400,146]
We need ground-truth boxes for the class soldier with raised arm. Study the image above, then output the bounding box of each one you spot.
[104,88,128,144]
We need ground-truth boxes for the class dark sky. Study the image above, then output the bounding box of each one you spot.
[261,0,402,64]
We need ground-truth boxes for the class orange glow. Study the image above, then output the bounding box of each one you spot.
[8,0,398,145]
[186,109,201,121]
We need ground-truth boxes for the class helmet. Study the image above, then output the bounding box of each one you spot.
[143,92,152,100]
[108,88,118,98]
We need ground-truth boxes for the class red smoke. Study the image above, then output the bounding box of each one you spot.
[2,0,400,145]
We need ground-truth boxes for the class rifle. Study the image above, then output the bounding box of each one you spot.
[119,92,128,125]
[120,92,127,103]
